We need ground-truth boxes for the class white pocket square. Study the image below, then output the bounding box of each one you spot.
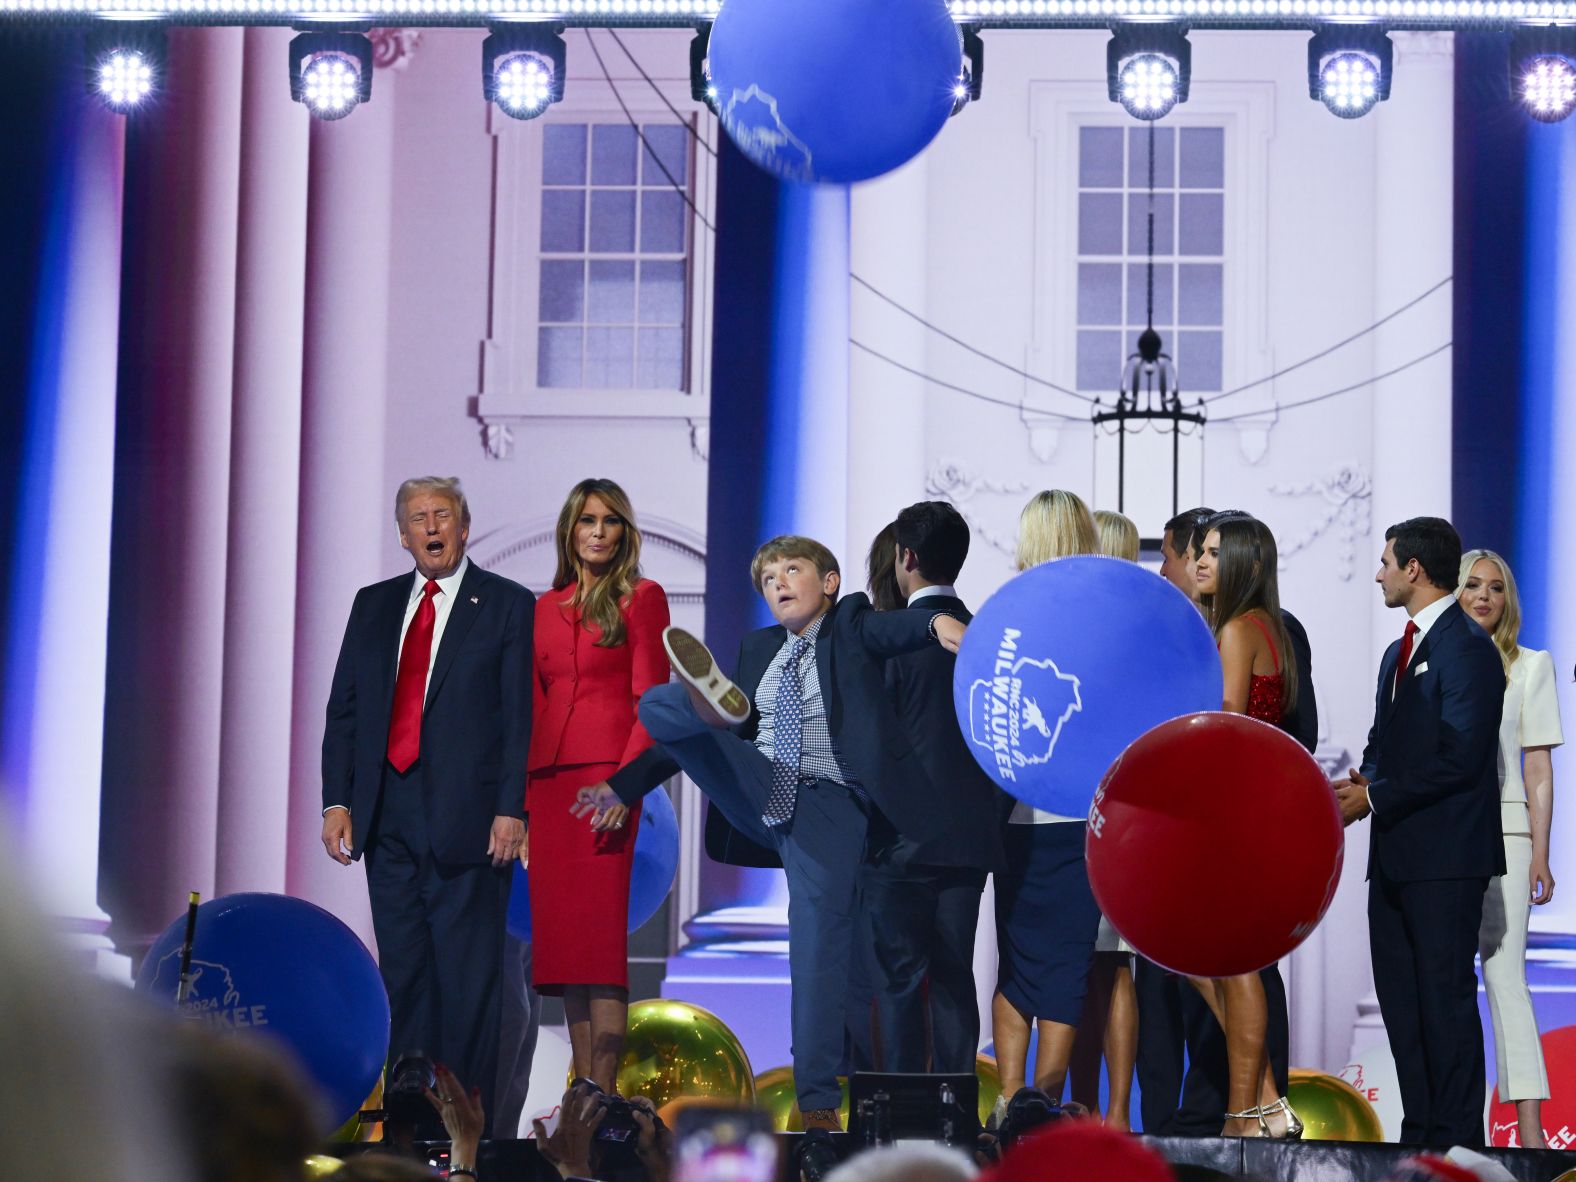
[1412,661,1428,677]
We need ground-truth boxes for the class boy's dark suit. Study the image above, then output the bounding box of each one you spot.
[1359,598,1504,1147]
[623,592,948,1113]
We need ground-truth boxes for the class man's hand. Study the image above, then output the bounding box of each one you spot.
[533,1082,605,1180]
[488,815,526,868]
[571,783,626,831]
[628,1096,673,1182]
[934,614,967,654]
[321,808,353,865]
[1332,768,1372,826]
[518,828,530,868]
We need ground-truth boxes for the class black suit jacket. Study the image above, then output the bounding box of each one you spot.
[1281,609,1319,755]
[322,561,535,864]
[1358,599,1505,883]
[881,595,1006,871]
[609,593,952,866]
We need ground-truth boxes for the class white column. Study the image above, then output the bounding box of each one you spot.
[19,98,129,975]
[849,155,930,558]
[285,73,400,948]
[214,28,312,895]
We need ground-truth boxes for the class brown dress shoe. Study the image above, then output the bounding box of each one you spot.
[800,1107,844,1133]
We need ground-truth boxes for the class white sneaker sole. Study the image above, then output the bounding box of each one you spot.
[663,626,751,726]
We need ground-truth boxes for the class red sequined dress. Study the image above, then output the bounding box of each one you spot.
[1242,612,1286,725]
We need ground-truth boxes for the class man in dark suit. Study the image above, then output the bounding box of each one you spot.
[1334,516,1504,1148]
[576,535,965,1143]
[321,476,534,1133]
[857,501,1005,1075]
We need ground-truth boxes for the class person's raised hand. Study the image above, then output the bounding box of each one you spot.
[628,1096,673,1182]
[533,1082,606,1180]
[424,1063,485,1161]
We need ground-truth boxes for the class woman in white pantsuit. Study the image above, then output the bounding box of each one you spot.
[1458,549,1564,1148]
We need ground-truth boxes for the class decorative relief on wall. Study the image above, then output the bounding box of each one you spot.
[482,421,515,461]
[1268,462,1372,580]
[469,515,707,605]
[369,28,422,70]
[926,458,1032,561]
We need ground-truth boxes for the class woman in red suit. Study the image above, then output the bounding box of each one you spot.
[526,477,671,1091]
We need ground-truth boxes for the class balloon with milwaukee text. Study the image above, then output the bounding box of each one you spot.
[952,556,1221,817]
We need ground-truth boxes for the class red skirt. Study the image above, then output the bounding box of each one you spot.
[527,762,641,994]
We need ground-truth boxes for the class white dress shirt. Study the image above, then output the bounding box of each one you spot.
[400,555,471,701]
[907,583,958,606]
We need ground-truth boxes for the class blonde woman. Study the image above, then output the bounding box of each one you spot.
[527,478,671,1091]
[992,490,1102,1116]
[1459,549,1563,1148]
[1094,509,1141,564]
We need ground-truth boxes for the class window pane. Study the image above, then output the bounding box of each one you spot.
[1178,329,1222,391]
[588,260,636,324]
[641,124,688,186]
[639,261,685,325]
[1077,263,1122,324]
[1077,329,1122,391]
[1079,127,1124,187]
[538,259,585,323]
[637,326,685,389]
[1127,193,1175,256]
[540,189,585,252]
[589,190,637,252]
[640,190,686,253]
[584,326,635,387]
[1180,127,1224,189]
[538,326,582,387]
[1178,263,1223,325]
[542,123,587,185]
[1179,193,1224,256]
[1127,125,1176,189]
[591,124,638,184]
[1126,262,1174,327]
[1079,193,1124,254]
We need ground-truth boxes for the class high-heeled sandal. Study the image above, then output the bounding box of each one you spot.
[1223,1106,1271,1137]
[1258,1096,1305,1140]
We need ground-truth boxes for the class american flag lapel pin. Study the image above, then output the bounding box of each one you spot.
[470,596,480,604]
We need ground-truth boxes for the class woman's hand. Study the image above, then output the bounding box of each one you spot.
[533,1082,606,1180]
[1531,857,1556,905]
[571,782,628,831]
[424,1063,485,1169]
[592,802,630,833]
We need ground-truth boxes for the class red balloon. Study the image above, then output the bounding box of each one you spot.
[1086,712,1344,977]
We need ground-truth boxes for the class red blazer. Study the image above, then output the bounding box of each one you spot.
[527,578,671,785]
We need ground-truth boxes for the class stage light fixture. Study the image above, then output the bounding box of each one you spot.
[483,24,566,120]
[689,24,718,116]
[288,31,372,120]
[1107,25,1190,121]
[1307,27,1392,118]
[86,25,164,114]
[1511,26,1576,122]
[951,24,984,117]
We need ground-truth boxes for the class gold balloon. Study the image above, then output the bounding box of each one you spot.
[608,999,755,1116]
[753,1066,800,1133]
[1551,1172,1576,1182]
[303,1154,345,1178]
[976,1053,1002,1127]
[1286,1068,1385,1142]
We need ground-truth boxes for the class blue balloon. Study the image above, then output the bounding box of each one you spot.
[952,556,1222,817]
[507,785,680,941]
[709,0,961,184]
[135,892,388,1129]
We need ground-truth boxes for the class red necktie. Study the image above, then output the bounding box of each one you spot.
[387,579,440,772]
[1393,619,1420,695]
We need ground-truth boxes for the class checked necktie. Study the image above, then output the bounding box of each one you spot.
[762,635,811,827]
[386,578,440,772]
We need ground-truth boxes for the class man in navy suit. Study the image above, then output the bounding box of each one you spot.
[857,501,1005,1075]
[1334,516,1504,1148]
[576,535,965,1146]
[321,476,534,1133]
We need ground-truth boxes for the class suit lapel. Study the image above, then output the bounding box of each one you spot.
[378,576,412,710]
[425,563,485,708]
[1378,639,1403,722]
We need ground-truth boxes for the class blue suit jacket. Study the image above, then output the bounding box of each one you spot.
[1359,599,1505,883]
[322,562,535,864]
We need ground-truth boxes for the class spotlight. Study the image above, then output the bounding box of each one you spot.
[689,24,718,116]
[86,25,164,114]
[1107,24,1190,122]
[951,24,984,117]
[1511,26,1576,123]
[288,31,372,121]
[1307,27,1392,118]
[483,24,566,120]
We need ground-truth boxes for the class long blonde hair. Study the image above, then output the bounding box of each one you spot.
[1016,490,1098,569]
[1094,509,1140,562]
[1457,548,1522,675]
[552,478,643,648]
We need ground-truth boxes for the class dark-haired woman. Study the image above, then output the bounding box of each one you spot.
[527,478,670,1091]
[1193,515,1302,1138]
[866,521,904,612]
